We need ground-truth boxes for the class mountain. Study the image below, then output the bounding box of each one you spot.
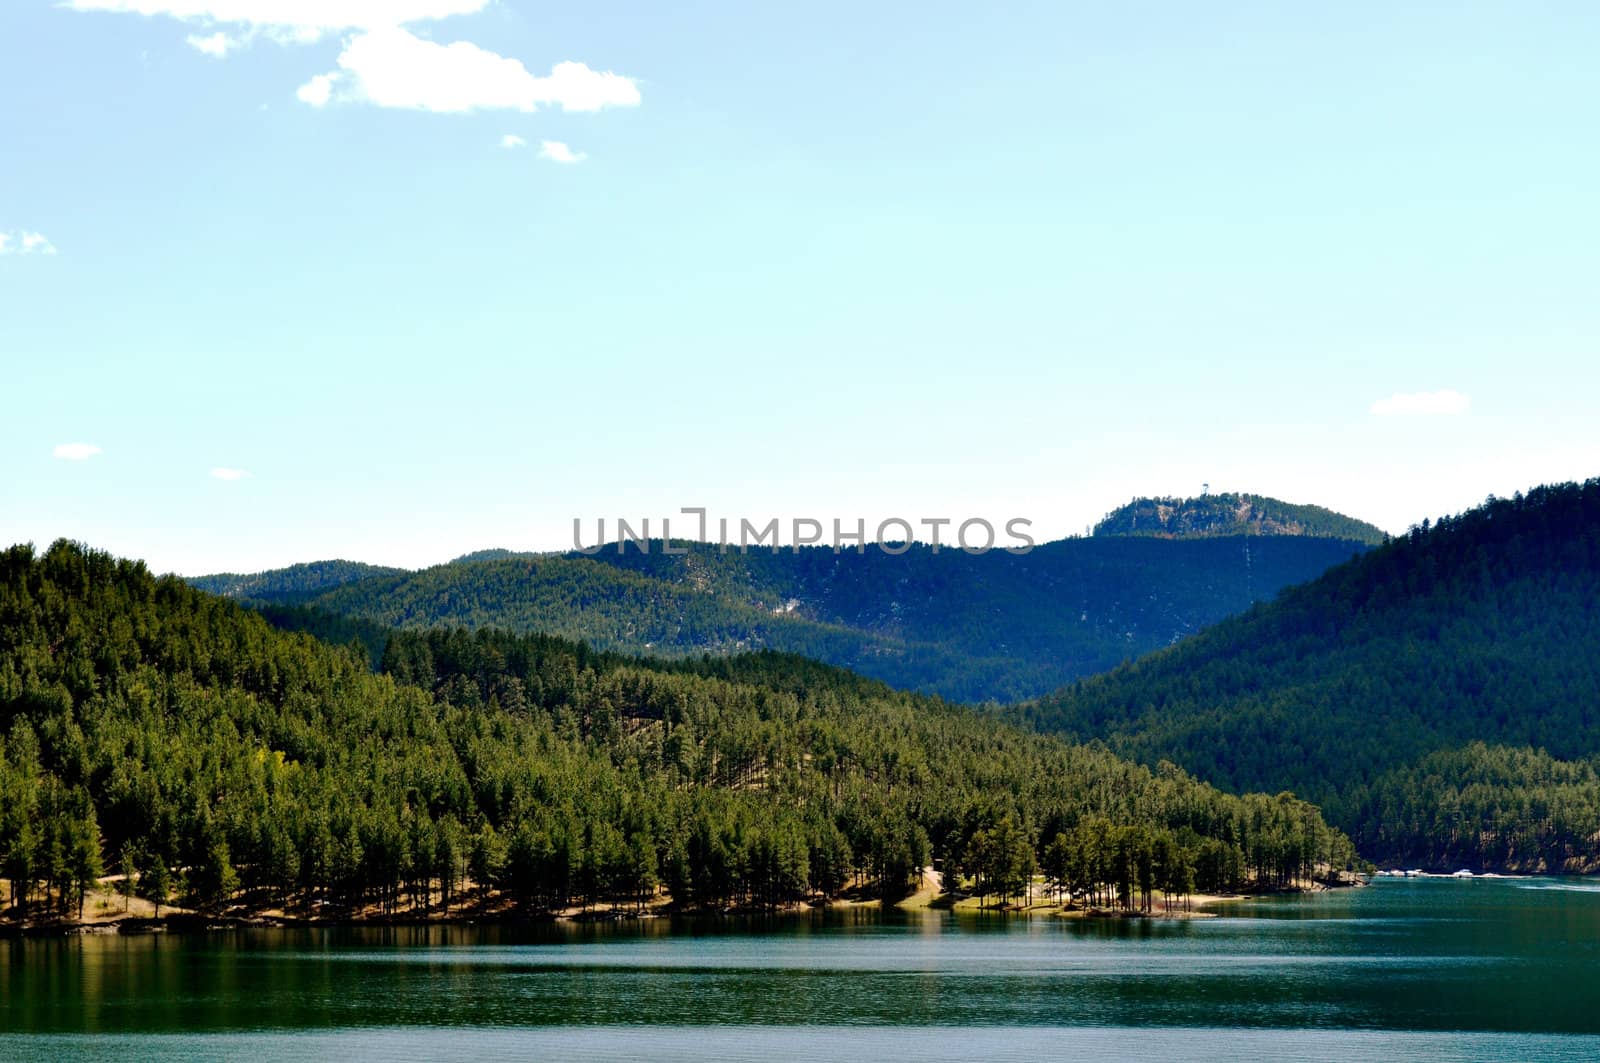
[0,540,1352,921]
[195,530,1372,703]
[187,560,404,603]
[449,549,540,564]
[1021,480,1600,871]
[1094,492,1388,545]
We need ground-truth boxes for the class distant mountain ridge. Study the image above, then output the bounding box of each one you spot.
[187,559,405,602]
[1094,492,1387,545]
[449,548,540,565]
[190,518,1374,702]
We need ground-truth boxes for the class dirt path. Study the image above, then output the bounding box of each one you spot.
[895,866,944,909]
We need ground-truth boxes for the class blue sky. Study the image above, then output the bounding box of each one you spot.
[3,1,1599,574]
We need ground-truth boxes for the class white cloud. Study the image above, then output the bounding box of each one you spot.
[185,31,238,57]
[73,3,642,127]
[53,443,103,461]
[296,73,335,107]
[500,133,527,149]
[210,467,250,481]
[298,28,640,113]
[1,230,57,256]
[65,1,488,41]
[1370,390,1472,417]
[538,139,586,164]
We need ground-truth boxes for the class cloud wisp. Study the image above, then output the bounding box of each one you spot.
[296,74,336,107]
[186,31,239,57]
[54,443,103,461]
[500,133,527,149]
[209,467,250,481]
[65,1,489,42]
[1,231,57,256]
[538,140,586,164]
[1370,390,1472,417]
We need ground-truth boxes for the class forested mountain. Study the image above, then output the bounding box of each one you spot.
[1094,492,1387,545]
[1023,480,1600,871]
[0,541,1353,922]
[195,533,1368,702]
[450,549,540,565]
[188,560,404,603]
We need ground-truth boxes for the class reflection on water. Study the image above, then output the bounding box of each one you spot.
[1517,879,1600,894]
[4,878,1600,1062]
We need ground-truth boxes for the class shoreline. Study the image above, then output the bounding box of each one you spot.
[2,869,1371,938]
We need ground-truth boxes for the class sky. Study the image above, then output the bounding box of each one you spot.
[3,1,1599,575]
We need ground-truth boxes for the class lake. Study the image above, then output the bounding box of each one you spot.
[4,877,1599,1061]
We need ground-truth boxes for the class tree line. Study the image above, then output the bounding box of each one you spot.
[2,541,1355,922]
[1348,743,1600,872]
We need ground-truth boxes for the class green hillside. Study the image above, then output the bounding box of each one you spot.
[188,560,405,603]
[197,533,1368,703]
[1023,480,1600,871]
[1350,743,1600,872]
[0,541,1353,922]
[449,549,540,564]
[1094,492,1387,545]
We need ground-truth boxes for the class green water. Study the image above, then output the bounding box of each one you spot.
[4,877,1600,1060]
